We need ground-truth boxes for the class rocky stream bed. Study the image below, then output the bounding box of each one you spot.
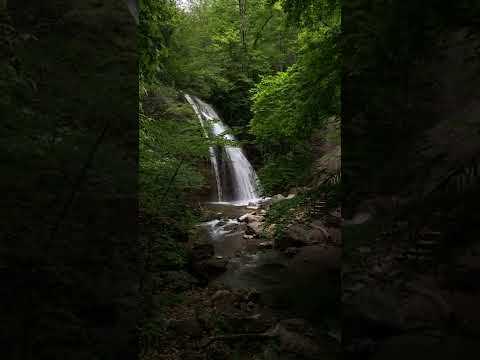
[144,195,342,360]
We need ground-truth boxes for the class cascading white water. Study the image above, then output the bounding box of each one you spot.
[185,94,260,204]
[185,94,223,201]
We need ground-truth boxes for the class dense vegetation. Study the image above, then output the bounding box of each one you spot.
[140,0,340,194]
[138,0,341,351]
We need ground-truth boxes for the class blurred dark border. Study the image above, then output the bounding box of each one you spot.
[1,1,138,359]
[342,1,480,359]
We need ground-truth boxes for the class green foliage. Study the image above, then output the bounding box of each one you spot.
[166,0,297,129]
[139,0,177,83]
[264,192,308,230]
[139,83,208,242]
[264,183,340,240]
[257,146,313,194]
[250,0,340,194]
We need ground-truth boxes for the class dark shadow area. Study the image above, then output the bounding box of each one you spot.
[343,1,480,359]
[0,1,138,359]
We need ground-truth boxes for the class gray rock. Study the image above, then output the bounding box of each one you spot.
[223,222,247,232]
[307,228,329,243]
[271,194,286,203]
[258,241,274,249]
[274,224,315,250]
[246,221,263,236]
[239,213,263,223]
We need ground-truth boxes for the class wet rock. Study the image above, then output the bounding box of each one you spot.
[215,220,227,227]
[258,241,273,249]
[275,224,316,250]
[307,228,329,243]
[223,222,247,232]
[211,289,231,303]
[284,247,299,257]
[246,221,263,236]
[239,213,261,223]
[271,194,286,203]
[258,197,273,208]
[327,226,342,244]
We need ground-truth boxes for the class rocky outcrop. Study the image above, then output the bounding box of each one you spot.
[274,223,331,250]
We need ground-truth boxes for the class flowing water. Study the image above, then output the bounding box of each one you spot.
[185,95,338,329]
[185,94,260,205]
[185,94,284,291]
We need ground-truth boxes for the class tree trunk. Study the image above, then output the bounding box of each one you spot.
[238,0,248,71]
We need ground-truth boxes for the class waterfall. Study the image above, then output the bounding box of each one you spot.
[185,94,261,204]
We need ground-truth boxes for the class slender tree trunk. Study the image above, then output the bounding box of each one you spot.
[238,0,248,71]
[238,0,247,51]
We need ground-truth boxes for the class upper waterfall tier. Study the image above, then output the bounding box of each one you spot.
[185,94,260,204]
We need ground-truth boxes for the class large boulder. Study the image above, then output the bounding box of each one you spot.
[246,221,263,236]
[239,212,263,223]
[271,194,286,203]
[274,224,309,250]
[223,221,247,233]
[274,224,327,250]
